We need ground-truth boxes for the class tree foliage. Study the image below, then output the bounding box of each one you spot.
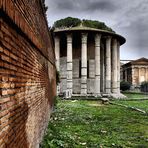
[120,81,131,91]
[82,19,115,33]
[53,17,81,29]
[141,81,148,92]
[53,17,115,33]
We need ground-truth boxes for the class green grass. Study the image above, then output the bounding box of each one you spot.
[123,92,148,99]
[40,100,148,148]
[113,100,148,112]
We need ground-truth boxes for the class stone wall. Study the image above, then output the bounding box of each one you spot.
[0,0,56,147]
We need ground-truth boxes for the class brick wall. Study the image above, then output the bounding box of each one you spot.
[0,0,56,147]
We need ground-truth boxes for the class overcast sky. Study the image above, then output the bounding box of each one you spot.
[45,0,148,60]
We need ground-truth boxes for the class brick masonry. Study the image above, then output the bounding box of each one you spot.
[0,0,56,147]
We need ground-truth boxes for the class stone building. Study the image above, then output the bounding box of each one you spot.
[122,58,148,88]
[54,26,126,98]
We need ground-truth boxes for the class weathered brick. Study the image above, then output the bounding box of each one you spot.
[1,54,11,63]
[0,46,3,52]
[2,76,9,82]
[0,0,56,147]
[0,83,11,88]
[3,48,10,56]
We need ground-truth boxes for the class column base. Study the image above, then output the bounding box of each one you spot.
[64,90,72,98]
[101,93,111,98]
[72,94,95,97]
[110,93,127,99]
[63,93,127,99]
[94,94,102,97]
[80,93,88,97]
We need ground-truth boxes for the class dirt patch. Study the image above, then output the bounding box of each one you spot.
[88,102,104,107]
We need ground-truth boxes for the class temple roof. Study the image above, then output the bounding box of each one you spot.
[122,57,148,67]
[54,26,126,45]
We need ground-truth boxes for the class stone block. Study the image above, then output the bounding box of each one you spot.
[73,59,79,78]
[73,79,81,94]
[89,60,95,78]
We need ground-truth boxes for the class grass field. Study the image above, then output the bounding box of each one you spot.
[41,98,148,148]
[123,92,148,99]
[114,100,148,112]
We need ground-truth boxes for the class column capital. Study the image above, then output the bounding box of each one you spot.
[104,36,112,40]
[67,33,72,43]
[81,33,88,44]
[112,38,117,44]
[95,33,101,39]
[117,40,120,47]
[112,38,118,52]
[106,36,112,47]
[95,34,101,46]
[54,35,60,42]
[81,32,88,36]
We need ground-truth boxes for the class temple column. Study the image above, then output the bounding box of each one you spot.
[105,36,112,94]
[117,42,121,93]
[117,42,127,98]
[94,34,101,96]
[54,36,60,71]
[81,33,88,95]
[66,33,73,98]
[112,39,118,93]
[100,43,105,92]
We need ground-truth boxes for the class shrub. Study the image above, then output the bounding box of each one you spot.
[52,17,115,33]
[82,19,115,33]
[140,81,148,92]
[120,81,131,91]
[53,17,81,28]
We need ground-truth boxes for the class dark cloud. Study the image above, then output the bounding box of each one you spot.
[46,0,117,12]
[55,0,75,10]
[116,0,148,59]
[87,1,117,12]
[45,0,148,60]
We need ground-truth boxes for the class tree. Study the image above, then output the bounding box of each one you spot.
[140,81,148,92]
